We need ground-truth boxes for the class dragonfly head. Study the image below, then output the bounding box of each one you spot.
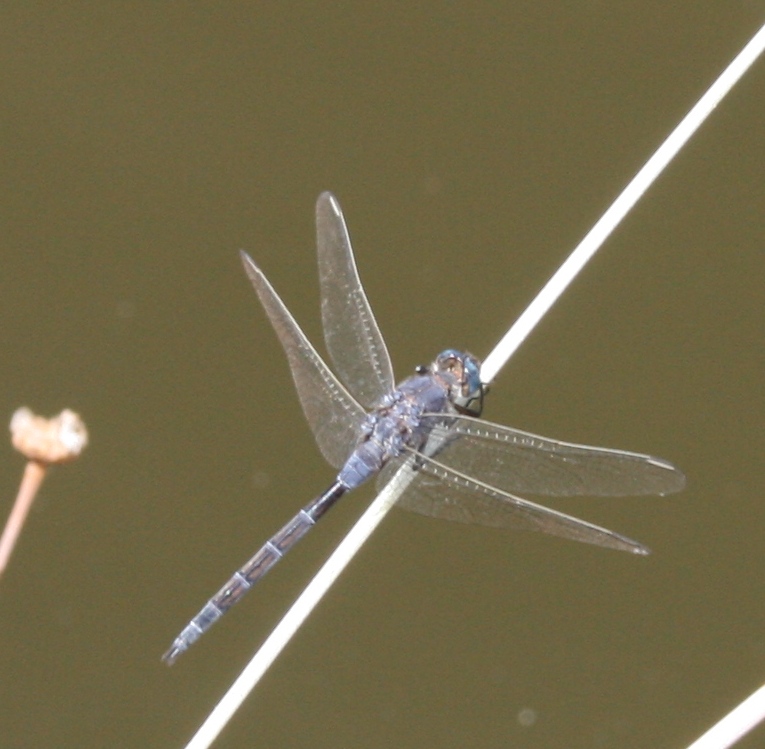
[433,349,484,417]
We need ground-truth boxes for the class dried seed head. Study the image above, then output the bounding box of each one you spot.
[10,408,88,464]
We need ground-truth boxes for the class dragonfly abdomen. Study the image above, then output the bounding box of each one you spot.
[162,481,347,665]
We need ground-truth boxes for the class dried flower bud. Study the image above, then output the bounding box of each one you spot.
[10,408,88,464]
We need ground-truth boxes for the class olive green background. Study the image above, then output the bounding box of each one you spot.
[1,4,764,748]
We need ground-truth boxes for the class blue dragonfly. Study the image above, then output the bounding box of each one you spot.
[162,192,685,664]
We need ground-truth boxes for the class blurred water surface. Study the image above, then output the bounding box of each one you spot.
[0,4,764,748]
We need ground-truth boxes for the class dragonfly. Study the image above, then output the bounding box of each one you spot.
[162,192,685,665]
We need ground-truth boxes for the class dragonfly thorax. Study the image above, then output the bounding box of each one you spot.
[339,371,456,489]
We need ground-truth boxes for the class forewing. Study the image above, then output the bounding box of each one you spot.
[316,192,394,408]
[420,414,685,497]
[240,251,364,469]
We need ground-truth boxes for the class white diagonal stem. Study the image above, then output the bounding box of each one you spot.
[179,20,765,749]
[480,20,765,385]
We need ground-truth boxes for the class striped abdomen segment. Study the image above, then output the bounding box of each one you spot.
[162,481,347,664]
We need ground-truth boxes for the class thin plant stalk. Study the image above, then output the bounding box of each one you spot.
[1,408,88,579]
[0,461,47,575]
[183,465,417,749]
[684,683,765,749]
[480,19,765,385]
[180,21,765,749]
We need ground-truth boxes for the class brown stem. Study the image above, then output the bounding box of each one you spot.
[0,461,48,576]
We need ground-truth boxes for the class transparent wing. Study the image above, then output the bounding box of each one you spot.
[387,447,650,554]
[411,414,686,497]
[240,251,365,469]
[316,192,395,408]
